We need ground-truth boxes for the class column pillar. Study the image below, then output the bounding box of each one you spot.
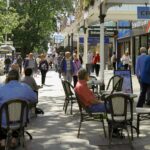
[99,7,106,89]
[71,33,74,55]
[83,21,88,68]
[77,32,80,58]
[68,34,70,50]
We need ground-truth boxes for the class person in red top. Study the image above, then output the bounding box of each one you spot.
[93,51,100,77]
[74,69,105,112]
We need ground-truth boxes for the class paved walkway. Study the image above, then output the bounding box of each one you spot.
[13,70,150,150]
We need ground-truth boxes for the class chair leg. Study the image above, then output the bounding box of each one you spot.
[130,122,133,140]
[25,131,32,140]
[137,114,140,137]
[77,118,82,138]
[70,100,73,115]
[65,100,69,114]
[101,117,107,138]
[126,127,132,148]
[5,137,9,150]
[5,132,11,150]
[63,97,67,110]
[109,126,113,146]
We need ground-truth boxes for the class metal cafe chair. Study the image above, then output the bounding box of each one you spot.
[100,75,123,97]
[0,99,30,150]
[104,93,133,148]
[136,107,150,137]
[61,79,76,114]
[89,76,98,92]
[75,92,106,138]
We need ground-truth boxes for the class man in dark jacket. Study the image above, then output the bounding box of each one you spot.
[137,54,150,107]
[60,51,74,83]
[4,56,11,74]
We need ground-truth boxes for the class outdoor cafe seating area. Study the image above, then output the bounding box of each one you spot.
[61,70,150,149]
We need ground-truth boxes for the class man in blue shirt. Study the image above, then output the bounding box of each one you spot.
[0,70,37,106]
[0,69,37,145]
[135,47,147,84]
[137,51,150,107]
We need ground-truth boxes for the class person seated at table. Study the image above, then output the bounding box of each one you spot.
[21,68,39,92]
[10,63,20,73]
[0,69,37,148]
[75,69,124,137]
[74,69,105,112]
[21,68,44,115]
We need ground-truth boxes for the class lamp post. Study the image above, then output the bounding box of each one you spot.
[83,20,88,67]
[99,3,106,90]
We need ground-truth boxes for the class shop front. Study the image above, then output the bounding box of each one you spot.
[117,20,150,73]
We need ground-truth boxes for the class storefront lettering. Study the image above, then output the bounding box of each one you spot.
[132,21,148,28]
[141,10,150,16]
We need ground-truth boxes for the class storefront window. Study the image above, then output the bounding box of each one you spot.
[148,34,150,48]
[141,35,147,48]
[135,36,140,57]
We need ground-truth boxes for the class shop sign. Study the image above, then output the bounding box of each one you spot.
[118,29,131,39]
[137,7,150,19]
[89,30,115,37]
[118,21,131,38]
[114,70,133,94]
[132,20,148,28]
[88,30,100,37]
[79,37,109,44]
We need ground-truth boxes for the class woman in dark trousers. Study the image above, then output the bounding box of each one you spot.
[39,54,49,86]
[92,52,100,77]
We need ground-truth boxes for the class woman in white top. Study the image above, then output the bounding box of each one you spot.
[121,51,131,70]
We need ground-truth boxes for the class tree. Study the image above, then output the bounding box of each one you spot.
[11,0,74,57]
[0,1,19,43]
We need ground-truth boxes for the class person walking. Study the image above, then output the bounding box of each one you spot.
[61,51,74,83]
[135,47,147,86]
[111,52,117,70]
[121,50,131,70]
[53,53,58,72]
[86,51,93,75]
[39,54,49,86]
[92,51,100,77]
[57,52,64,78]
[24,53,38,75]
[73,53,81,87]
[17,55,23,74]
[137,51,150,107]
[4,56,11,74]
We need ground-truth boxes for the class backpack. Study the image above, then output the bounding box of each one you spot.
[40,61,48,71]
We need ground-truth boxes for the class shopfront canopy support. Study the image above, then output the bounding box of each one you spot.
[99,2,106,88]
[99,0,150,85]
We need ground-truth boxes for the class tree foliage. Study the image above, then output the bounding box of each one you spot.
[0,0,19,43]
[9,0,74,56]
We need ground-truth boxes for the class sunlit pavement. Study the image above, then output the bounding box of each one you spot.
[14,70,150,150]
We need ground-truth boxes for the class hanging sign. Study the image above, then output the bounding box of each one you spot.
[137,7,150,19]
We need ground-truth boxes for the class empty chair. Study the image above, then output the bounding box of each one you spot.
[61,79,76,114]
[136,107,150,137]
[101,75,123,97]
[104,93,133,147]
